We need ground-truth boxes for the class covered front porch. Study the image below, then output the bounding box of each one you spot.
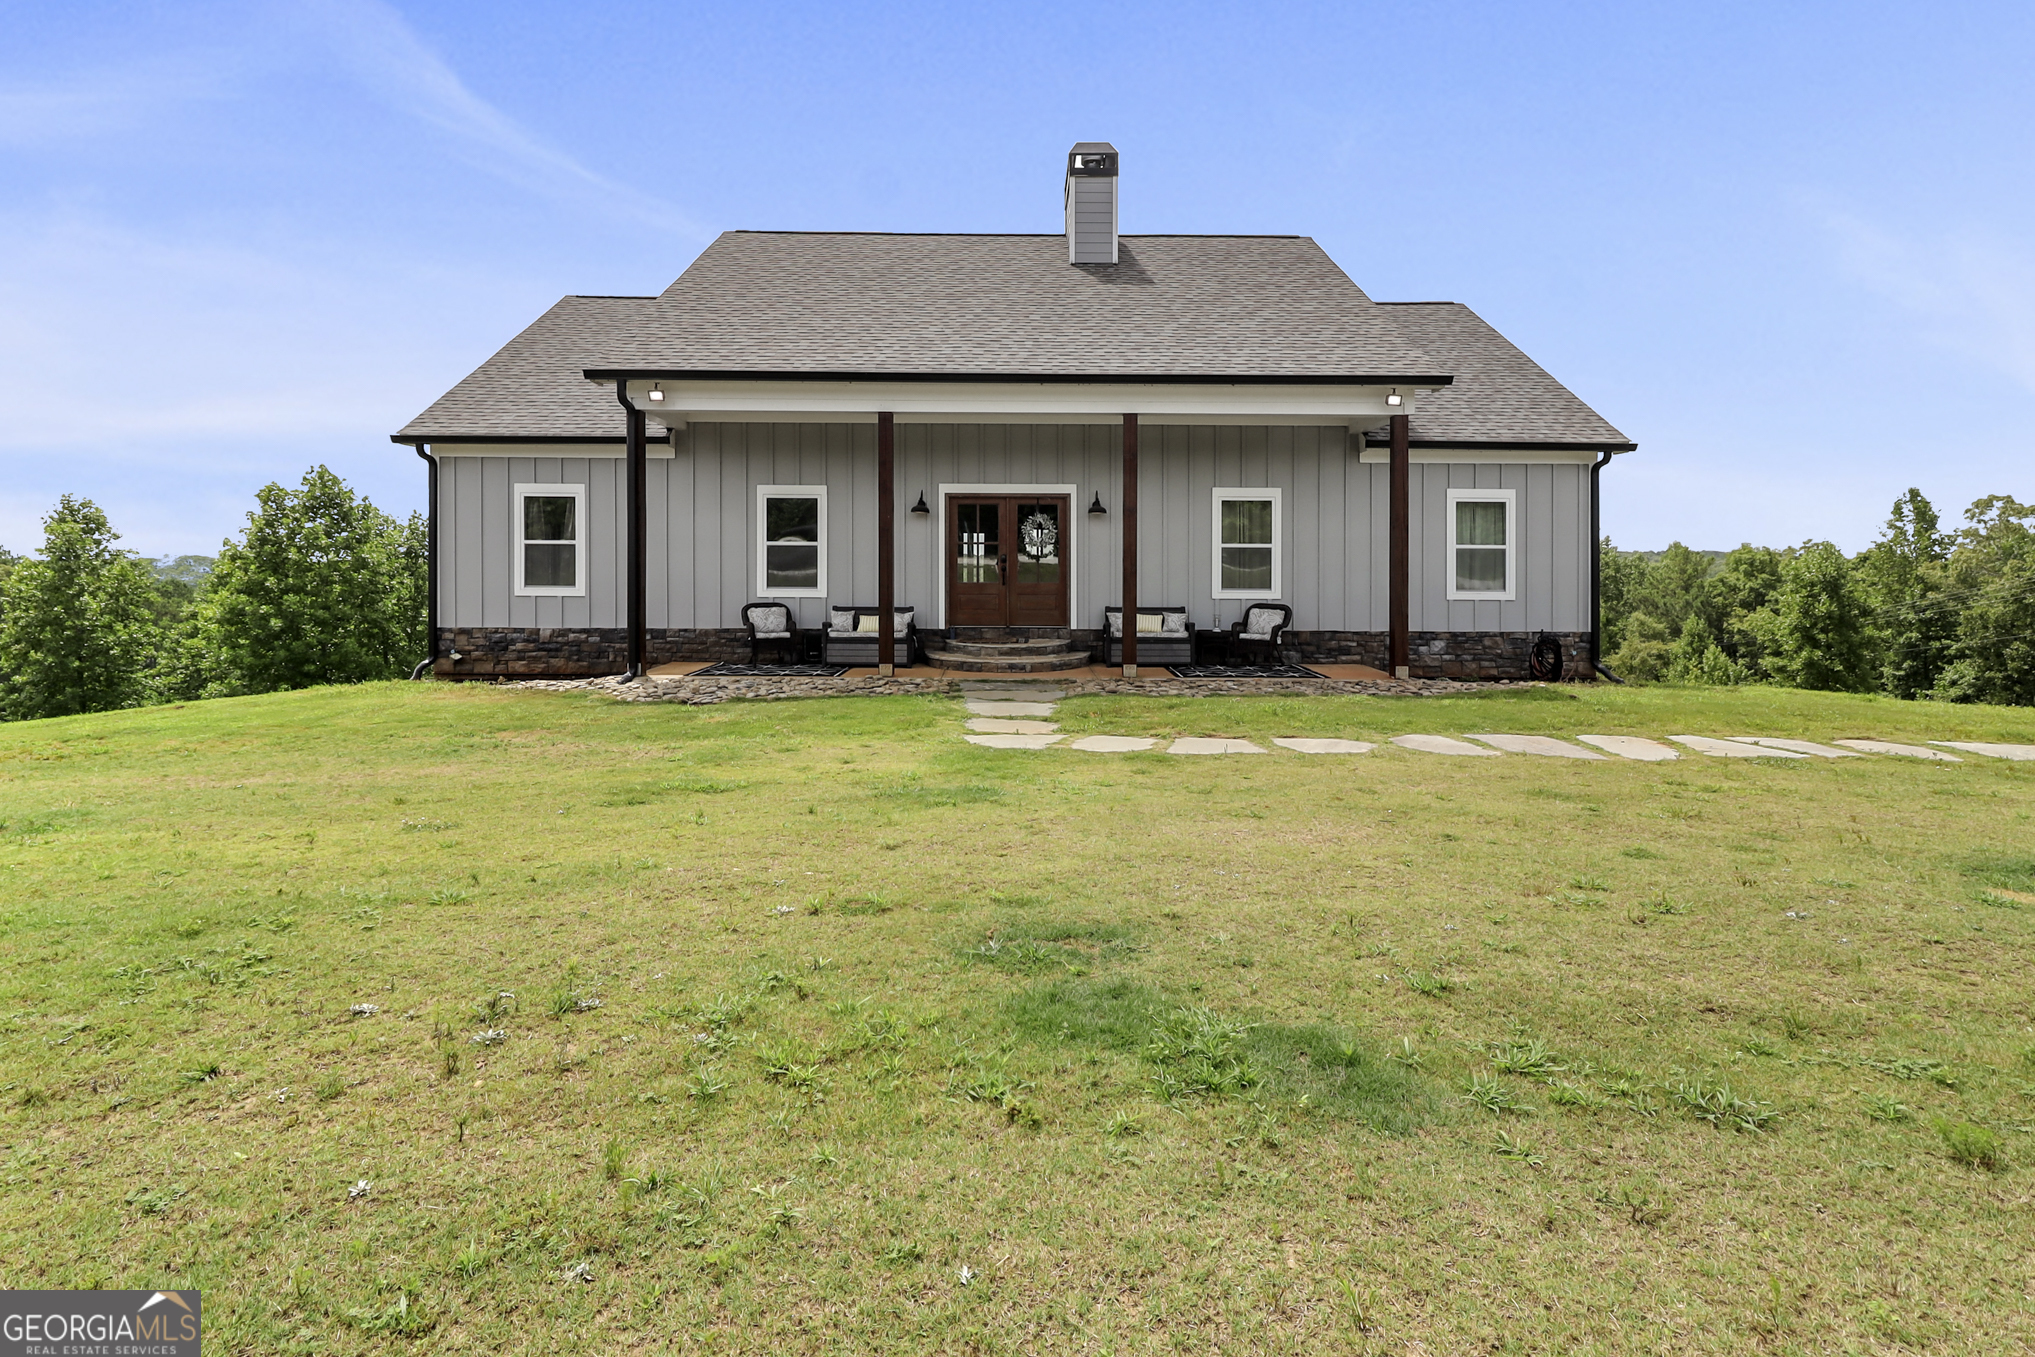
[590,374,1431,680]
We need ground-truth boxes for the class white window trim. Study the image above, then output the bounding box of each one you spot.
[1210,487,1283,599]
[756,484,828,598]
[514,482,586,597]
[1445,487,1517,601]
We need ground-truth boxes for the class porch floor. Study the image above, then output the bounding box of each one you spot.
[646,661,1393,682]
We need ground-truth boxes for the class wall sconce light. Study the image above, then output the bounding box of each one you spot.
[648,382,664,401]
[910,492,931,514]
[1087,492,1107,514]
[1385,389,1402,407]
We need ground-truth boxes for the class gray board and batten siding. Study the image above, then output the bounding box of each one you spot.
[434,424,1590,636]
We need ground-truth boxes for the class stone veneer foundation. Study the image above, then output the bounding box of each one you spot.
[435,627,1595,680]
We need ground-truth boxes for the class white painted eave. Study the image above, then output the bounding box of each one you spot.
[613,378,1420,427]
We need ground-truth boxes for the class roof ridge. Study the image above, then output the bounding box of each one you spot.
[723,230,1307,239]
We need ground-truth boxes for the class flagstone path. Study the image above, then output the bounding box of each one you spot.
[1467,733,1605,759]
[1670,735,1805,758]
[1834,739,1961,760]
[1389,734,1501,756]
[941,682,2020,770]
[1574,735,1680,761]
[1933,741,2035,760]
[1731,737,1861,758]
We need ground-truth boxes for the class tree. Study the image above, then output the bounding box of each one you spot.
[187,467,427,695]
[1739,542,1875,692]
[0,497,161,720]
[1854,489,1954,698]
[1931,495,2035,706]
[1633,542,1714,639]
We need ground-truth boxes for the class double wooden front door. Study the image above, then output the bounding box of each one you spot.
[947,495,1070,627]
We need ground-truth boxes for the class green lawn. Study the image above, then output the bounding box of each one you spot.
[2,681,2032,1354]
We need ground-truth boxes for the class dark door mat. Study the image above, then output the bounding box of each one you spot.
[690,663,851,677]
[1166,663,1322,679]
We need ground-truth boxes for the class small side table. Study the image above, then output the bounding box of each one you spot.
[1194,630,1231,666]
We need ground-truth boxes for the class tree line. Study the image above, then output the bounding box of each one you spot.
[1602,489,2034,705]
[0,467,425,721]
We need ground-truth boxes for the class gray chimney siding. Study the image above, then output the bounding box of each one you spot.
[1065,142,1120,264]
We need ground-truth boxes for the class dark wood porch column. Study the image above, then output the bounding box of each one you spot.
[877,412,896,675]
[1121,413,1138,677]
[1388,412,1410,679]
[623,388,648,678]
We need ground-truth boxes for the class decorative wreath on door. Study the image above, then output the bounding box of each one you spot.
[1020,512,1058,560]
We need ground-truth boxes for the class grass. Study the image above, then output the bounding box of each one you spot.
[0,678,2032,1352]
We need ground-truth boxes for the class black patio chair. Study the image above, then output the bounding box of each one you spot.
[741,602,801,666]
[1227,603,1293,667]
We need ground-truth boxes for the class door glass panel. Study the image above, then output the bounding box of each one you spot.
[1013,502,1061,584]
[956,503,1000,584]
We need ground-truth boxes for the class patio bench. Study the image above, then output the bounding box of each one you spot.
[1100,606,1195,667]
[821,605,922,667]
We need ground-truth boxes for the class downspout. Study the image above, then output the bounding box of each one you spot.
[616,380,647,679]
[1589,448,1624,684]
[409,443,439,680]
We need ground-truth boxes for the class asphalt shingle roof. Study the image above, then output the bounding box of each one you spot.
[1367,302,1632,449]
[396,295,657,441]
[586,231,1444,379]
[395,234,1630,450]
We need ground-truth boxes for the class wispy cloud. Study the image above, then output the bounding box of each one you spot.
[295,0,703,237]
[0,61,225,147]
[1823,210,2035,393]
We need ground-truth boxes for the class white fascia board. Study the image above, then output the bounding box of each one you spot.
[622,379,1416,425]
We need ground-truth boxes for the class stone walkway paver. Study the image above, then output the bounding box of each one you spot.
[965,718,1060,734]
[1272,738,1374,754]
[1731,737,1860,758]
[963,700,1059,717]
[1933,741,2035,760]
[1670,735,1804,758]
[1068,735,1158,752]
[1834,739,1961,760]
[1576,735,1680,761]
[1468,733,1605,759]
[963,733,1065,749]
[1390,734,1501,756]
[1168,738,1266,755]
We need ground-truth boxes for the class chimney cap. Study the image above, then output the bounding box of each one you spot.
[1067,142,1118,177]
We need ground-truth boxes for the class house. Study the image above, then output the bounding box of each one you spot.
[392,143,1633,679]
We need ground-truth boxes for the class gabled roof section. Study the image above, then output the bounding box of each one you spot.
[582,232,1448,381]
[1367,302,1633,450]
[395,295,656,442]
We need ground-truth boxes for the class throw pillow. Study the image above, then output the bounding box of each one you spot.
[829,607,858,634]
[1161,611,1188,634]
[1243,606,1283,639]
[750,605,790,634]
[855,613,881,633]
[1135,612,1163,634]
[892,608,914,637]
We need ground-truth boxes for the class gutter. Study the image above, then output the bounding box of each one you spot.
[1590,448,1624,684]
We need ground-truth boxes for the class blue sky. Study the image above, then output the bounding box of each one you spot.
[4,1,2031,558]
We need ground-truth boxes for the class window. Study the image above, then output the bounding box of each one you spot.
[757,485,827,597]
[1211,488,1282,598]
[1446,488,1516,600]
[515,483,584,596]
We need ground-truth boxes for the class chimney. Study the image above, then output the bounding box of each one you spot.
[1065,142,1119,264]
